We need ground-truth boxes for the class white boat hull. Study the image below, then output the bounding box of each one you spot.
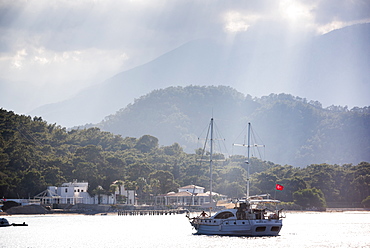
[191,218,282,236]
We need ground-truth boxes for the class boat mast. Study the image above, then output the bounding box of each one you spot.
[246,122,251,199]
[233,122,263,199]
[209,118,214,208]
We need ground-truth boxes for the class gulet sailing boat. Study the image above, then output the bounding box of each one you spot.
[188,120,284,236]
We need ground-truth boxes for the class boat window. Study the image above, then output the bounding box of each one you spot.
[256,226,266,232]
[214,211,235,219]
[271,226,280,232]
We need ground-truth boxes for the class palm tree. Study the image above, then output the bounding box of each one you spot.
[114,180,125,203]
[136,177,147,204]
[150,179,160,196]
[124,180,133,204]
[109,184,118,204]
[150,179,160,205]
[92,186,105,204]
[132,181,138,205]
[115,180,125,194]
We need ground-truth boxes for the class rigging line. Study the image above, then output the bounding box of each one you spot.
[196,119,211,181]
[196,122,210,159]
[15,125,43,147]
[250,124,265,146]
[197,120,211,141]
[232,121,250,158]
[17,130,34,145]
[21,124,44,146]
[232,123,249,145]
[213,121,230,157]
[250,125,265,161]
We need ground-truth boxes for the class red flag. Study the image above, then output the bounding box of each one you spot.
[275,184,284,191]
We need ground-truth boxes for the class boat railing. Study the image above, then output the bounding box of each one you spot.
[278,208,285,219]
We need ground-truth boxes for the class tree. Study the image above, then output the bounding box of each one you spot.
[114,180,125,196]
[361,196,370,207]
[92,186,105,204]
[306,164,339,202]
[124,180,138,204]
[219,181,245,198]
[148,170,179,194]
[113,180,125,204]
[293,188,327,209]
[72,145,107,191]
[134,135,158,153]
[109,184,118,204]
[43,166,66,186]
[20,169,46,197]
[136,177,148,204]
[127,162,153,181]
[150,178,160,196]
[162,143,183,156]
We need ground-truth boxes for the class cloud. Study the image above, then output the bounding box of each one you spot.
[313,0,370,24]
[223,11,260,33]
[0,0,369,113]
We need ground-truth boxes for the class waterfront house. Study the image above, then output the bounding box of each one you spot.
[154,185,227,206]
[34,180,135,206]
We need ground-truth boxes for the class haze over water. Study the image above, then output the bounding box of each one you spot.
[1,211,369,247]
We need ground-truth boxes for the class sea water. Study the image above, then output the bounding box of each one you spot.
[0,211,369,248]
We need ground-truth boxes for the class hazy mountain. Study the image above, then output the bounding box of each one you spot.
[29,23,370,127]
[94,85,370,167]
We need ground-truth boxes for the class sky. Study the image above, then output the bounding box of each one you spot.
[1,0,370,114]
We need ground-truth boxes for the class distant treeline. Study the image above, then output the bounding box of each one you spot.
[1,108,369,208]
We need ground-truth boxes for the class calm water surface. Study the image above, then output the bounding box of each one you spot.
[1,211,369,248]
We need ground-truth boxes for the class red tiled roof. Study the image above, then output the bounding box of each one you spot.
[179,185,204,189]
[165,191,193,197]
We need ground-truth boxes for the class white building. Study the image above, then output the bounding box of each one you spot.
[155,185,227,206]
[93,182,136,205]
[35,180,136,206]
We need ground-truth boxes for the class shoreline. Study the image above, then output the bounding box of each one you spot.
[1,207,370,216]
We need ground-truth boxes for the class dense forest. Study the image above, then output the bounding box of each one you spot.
[96,86,370,167]
[1,108,369,208]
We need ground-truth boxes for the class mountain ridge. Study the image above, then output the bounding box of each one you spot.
[29,23,370,127]
[93,85,370,167]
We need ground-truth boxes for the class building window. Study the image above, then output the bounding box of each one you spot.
[65,188,68,193]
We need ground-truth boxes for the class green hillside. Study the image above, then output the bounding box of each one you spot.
[1,105,369,208]
[97,85,370,166]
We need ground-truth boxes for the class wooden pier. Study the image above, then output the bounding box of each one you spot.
[117,210,181,216]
